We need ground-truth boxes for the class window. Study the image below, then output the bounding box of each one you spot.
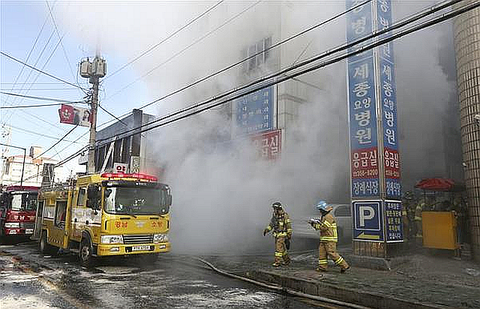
[77,188,86,206]
[55,201,67,228]
[245,36,272,72]
[334,205,351,217]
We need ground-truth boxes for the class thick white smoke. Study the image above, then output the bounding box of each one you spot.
[56,0,460,254]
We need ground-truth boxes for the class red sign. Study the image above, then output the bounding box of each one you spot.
[384,148,401,179]
[58,104,92,127]
[250,129,282,160]
[351,147,379,179]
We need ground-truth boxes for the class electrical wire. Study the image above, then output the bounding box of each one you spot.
[105,0,225,80]
[96,0,371,128]
[8,124,81,143]
[1,2,51,118]
[0,51,88,91]
[98,104,128,127]
[1,33,85,132]
[0,91,86,104]
[103,0,262,103]
[55,0,474,167]
[33,124,79,159]
[96,0,463,145]
[0,103,82,109]
[45,0,87,96]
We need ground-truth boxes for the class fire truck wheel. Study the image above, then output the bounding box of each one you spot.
[39,231,58,256]
[79,237,94,268]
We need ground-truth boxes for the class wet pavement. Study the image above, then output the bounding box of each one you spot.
[0,241,346,309]
[205,247,480,309]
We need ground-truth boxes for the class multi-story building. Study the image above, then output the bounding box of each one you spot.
[1,146,61,187]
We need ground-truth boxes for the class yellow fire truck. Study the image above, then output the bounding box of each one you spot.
[36,172,172,267]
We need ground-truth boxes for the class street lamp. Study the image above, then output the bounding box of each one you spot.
[0,143,26,186]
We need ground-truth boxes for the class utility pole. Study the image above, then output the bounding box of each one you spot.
[80,56,106,174]
[88,76,99,174]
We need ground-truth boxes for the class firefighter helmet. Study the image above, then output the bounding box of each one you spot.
[316,200,328,211]
[272,201,282,209]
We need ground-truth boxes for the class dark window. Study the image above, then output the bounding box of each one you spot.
[37,201,44,217]
[55,201,67,228]
[334,205,351,217]
[245,36,272,72]
[77,188,86,206]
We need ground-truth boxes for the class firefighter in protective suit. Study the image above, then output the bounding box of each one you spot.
[263,202,292,267]
[309,201,350,273]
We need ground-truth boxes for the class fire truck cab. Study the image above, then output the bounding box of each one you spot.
[0,185,39,242]
[37,172,172,267]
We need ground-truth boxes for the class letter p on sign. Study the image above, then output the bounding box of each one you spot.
[359,206,375,227]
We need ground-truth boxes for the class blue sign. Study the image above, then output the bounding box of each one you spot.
[348,56,378,150]
[346,0,374,63]
[236,86,273,135]
[353,200,384,242]
[385,200,404,242]
[352,178,379,198]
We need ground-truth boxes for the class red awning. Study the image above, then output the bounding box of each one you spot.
[414,178,464,192]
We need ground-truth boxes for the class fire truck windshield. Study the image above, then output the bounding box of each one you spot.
[11,193,38,211]
[104,186,169,216]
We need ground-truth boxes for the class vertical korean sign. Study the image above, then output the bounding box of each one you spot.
[376,0,401,200]
[346,0,379,199]
[347,0,403,243]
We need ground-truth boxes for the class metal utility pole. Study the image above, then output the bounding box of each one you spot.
[80,56,106,174]
[0,143,26,186]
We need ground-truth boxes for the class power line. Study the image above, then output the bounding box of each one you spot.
[106,0,225,80]
[2,33,85,132]
[55,0,473,167]
[103,0,262,103]
[8,124,82,143]
[33,124,79,159]
[0,91,86,104]
[0,51,88,91]
[0,102,82,109]
[45,0,86,96]
[0,88,79,91]
[95,0,371,127]
[97,0,461,145]
[1,3,51,118]
[2,27,58,122]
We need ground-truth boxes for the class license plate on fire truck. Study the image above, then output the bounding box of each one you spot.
[132,245,150,251]
[25,229,33,234]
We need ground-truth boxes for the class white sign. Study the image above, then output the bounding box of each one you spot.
[113,163,128,173]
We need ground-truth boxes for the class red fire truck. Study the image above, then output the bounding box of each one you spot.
[0,185,39,242]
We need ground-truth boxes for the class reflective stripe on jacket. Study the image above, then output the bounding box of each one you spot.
[415,203,424,221]
[265,212,292,238]
[313,213,338,242]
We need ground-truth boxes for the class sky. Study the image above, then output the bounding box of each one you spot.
[0,0,153,177]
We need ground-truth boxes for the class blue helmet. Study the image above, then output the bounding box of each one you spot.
[316,200,328,211]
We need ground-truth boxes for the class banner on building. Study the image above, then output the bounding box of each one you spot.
[58,104,91,127]
[235,85,274,135]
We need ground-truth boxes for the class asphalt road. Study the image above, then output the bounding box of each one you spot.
[0,241,343,309]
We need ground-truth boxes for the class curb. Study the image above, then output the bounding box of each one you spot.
[244,270,451,309]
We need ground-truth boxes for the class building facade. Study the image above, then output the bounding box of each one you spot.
[1,146,60,187]
[454,1,480,262]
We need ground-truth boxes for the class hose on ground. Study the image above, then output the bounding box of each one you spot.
[194,257,371,309]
